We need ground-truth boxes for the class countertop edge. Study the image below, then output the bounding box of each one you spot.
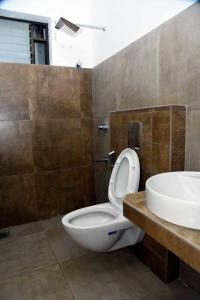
[123,192,200,273]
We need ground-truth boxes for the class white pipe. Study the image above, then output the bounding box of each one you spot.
[77,24,106,31]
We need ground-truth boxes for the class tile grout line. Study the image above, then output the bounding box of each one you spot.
[0,220,58,283]
[0,262,58,284]
[44,227,76,300]
[58,261,76,300]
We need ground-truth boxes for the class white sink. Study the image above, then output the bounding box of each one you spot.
[145,172,200,230]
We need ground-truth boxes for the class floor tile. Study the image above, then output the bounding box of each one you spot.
[46,227,89,262]
[0,218,199,300]
[40,216,63,231]
[61,253,118,300]
[168,279,200,300]
[0,264,74,300]
[1,221,43,239]
[0,232,56,281]
[60,249,166,300]
[138,287,177,300]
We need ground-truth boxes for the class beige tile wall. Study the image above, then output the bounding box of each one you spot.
[92,2,200,288]
[92,2,200,203]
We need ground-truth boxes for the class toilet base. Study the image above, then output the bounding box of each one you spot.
[108,227,144,252]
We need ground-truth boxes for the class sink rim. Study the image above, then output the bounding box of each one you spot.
[145,171,200,230]
[146,171,200,205]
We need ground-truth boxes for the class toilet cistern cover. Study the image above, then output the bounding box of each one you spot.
[108,148,140,211]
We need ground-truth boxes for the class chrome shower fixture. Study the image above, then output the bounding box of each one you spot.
[98,121,109,131]
[55,17,105,36]
[55,18,79,34]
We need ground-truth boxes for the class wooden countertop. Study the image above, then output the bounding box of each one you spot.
[123,192,200,273]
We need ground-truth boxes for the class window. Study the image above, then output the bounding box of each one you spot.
[29,23,49,64]
[0,17,49,65]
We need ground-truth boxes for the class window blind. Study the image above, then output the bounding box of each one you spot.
[0,19,30,64]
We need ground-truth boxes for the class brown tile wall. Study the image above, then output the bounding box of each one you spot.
[0,63,94,228]
[110,106,185,282]
[110,106,186,190]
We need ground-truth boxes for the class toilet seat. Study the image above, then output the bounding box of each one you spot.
[108,148,140,211]
[62,203,132,230]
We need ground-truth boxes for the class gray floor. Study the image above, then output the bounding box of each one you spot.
[0,216,199,300]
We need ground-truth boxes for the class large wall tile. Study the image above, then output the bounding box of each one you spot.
[159,3,200,106]
[36,167,93,219]
[31,119,82,171]
[92,55,121,118]
[152,110,170,145]
[118,30,160,110]
[92,29,160,120]
[81,117,93,164]
[0,64,93,228]
[80,70,93,118]
[171,108,186,150]
[0,174,38,227]
[0,121,34,176]
[171,108,186,171]
[29,65,81,119]
[35,169,74,219]
[152,144,170,173]
[185,109,200,171]
[0,64,30,121]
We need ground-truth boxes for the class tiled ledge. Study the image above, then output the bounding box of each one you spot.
[123,192,200,273]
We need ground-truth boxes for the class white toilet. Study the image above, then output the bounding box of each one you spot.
[62,148,144,252]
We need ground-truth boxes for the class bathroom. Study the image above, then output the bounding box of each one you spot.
[0,0,200,299]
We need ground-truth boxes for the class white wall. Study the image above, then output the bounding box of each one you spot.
[92,0,197,66]
[1,0,197,67]
[0,0,94,68]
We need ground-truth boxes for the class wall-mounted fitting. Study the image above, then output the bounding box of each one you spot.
[98,121,109,131]
[128,122,142,150]
[55,17,105,37]
[76,59,82,68]
[108,151,116,167]
[94,151,116,167]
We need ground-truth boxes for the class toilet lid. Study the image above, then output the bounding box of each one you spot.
[108,148,140,211]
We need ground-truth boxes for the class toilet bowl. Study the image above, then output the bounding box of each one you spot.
[62,148,144,252]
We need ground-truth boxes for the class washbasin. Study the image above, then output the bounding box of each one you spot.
[145,172,200,230]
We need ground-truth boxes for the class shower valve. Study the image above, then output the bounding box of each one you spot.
[98,121,109,131]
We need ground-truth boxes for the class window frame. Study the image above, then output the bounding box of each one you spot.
[0,16,50,65]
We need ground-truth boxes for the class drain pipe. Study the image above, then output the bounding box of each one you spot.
[0,232,10,239]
